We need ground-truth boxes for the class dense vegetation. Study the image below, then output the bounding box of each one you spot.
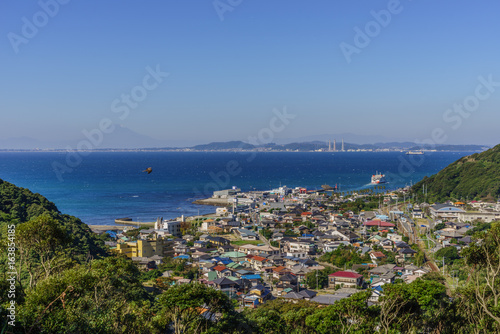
[319,245,372,268]
[0,178,107,262]
[412,144,500,202]
[2,178,500,332]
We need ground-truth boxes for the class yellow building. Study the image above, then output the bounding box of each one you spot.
[114,238,174,258]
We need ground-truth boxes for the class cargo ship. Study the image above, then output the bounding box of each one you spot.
[406,151,424,155]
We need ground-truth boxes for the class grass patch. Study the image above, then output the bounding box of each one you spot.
[231,240,263,246]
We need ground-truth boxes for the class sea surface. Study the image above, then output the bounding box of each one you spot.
[0,151,475,225]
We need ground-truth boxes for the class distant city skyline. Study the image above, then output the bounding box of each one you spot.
[1,1,500,147]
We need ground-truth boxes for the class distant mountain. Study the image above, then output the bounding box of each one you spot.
[190,141,255,150]
[412,144,500,202]
[76,125,169,149]
[0,126,175,150]
[374,142,420,149]
[274,133,393,145]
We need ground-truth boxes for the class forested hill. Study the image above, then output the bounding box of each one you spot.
[412,144,500,202]
[0,178,107,259]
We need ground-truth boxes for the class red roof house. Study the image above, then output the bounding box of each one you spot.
[328,271,364,288]
[363,220,395,228]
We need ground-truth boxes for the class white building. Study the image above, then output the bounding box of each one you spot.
[457,211,500,223]
[162,220,181,237]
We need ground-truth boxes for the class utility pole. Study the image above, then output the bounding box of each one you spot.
[316,269,319,290]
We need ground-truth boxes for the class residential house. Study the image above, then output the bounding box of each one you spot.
[238,244,280,256]
[394,241,411,251]
[194,240,208,248]
[212,265,233,278]
[249,256,268,271]
[387,233,403,243]
[370,251,386,263]
[237,228,259,241]
[328,230,360,243]
[323,241,350,252]
[310,293,352,305]
[369,264,397,280]
[207,236,231,247]
[242,285,271,308]
[412,209,424,219]
[282,289,317,301]
[364,220,396,229]
[288,241,317,255]
[398,247,417,259]
[328,271,364,288]
[379,238,394,251]
[272,266,291,279]
[212,277,239,291]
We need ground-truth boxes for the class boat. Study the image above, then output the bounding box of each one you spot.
[371,172,386,184]
[406,150,424,155]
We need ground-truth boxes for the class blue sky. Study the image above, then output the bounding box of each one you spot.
[1,0,499,147]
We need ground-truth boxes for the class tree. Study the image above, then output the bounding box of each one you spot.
[435,246,460,265]
[414,250,426,267]
[434,222,446,231]
[377,278,451,333]
[139,269,162,282]
[305,291,374,333]
[244,299,317,334]
[378,284,413,333]
[153,283,235,334]
[304,267,334,289]
[461,222,500,330]
[18,256,153,333]
[16,215,72,288]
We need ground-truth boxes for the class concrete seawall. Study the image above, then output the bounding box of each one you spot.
[114,218,155,227]
[192,198,232,206]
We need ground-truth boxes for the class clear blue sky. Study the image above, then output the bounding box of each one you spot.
[1,0,499,146]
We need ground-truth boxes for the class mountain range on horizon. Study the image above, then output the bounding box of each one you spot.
[0,125,492,151]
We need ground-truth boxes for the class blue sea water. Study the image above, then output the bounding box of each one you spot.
[0,151,474,225]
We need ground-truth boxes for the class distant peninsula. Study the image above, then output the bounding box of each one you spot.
[0,140,489,153]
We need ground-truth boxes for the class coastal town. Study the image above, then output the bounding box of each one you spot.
[93,184,500,309]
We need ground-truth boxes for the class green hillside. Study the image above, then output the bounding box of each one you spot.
[0,178,107,261]
[412,144,500,202]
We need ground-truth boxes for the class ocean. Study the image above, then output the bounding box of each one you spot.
[0,151,474,225]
